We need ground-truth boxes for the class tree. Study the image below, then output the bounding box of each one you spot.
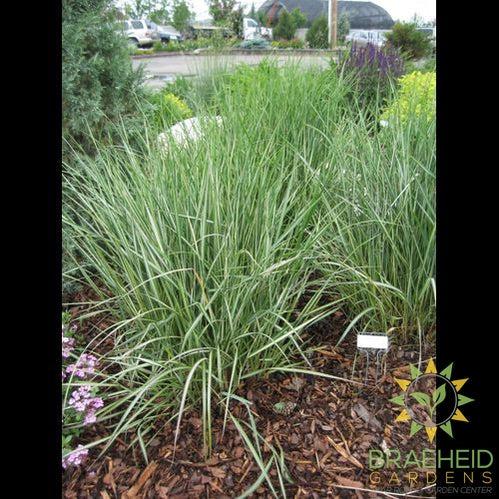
[306,15,328,48]
[257,11,268,27]
[229,6,244,37]
[126,0,154,18]
[248,3,257,20]
[172,0,192,32]
[209,0,236,25]
[290,8,306,29]
[273,10,295,40]
[149,0,171,24]
[338,13,350,42]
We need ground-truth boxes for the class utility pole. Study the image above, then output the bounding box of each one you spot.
[329,0,338,48]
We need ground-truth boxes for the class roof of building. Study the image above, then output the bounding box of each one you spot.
[258,0,394,30]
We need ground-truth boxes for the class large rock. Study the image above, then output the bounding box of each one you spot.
[157,116,223,150]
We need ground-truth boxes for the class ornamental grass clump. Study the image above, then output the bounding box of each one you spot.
[63,62,350,461]
[63,61,435,483]
[316,102,435,337]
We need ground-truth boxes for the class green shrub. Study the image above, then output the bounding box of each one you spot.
[62,0,143,147]
[381,71,436,125]
[404,56,436,74]
[153,40,164,51]
[271,38,304,49]
[385,22,432,60]
[62,0,146,300]
[273,10,296,40]
[306,16,328,48]
[153,36,238,53]
[132,48,155,55]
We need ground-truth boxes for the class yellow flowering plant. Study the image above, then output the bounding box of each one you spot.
[381,71,436,125]
[153,91,193,128]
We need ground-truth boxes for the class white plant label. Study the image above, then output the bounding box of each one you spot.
[357,334,389,350]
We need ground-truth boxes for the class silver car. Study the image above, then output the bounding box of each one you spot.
[121,19,160,48]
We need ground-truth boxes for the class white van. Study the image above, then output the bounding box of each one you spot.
[242,18,272,40]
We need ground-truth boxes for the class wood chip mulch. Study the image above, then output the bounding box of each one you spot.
[63,298,435,499]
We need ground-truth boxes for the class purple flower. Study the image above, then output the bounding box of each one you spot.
[342,42,404,101]
[68,386,104,425]
[66,353,98,379]
[62,445,88,469]
[62,326,75,359]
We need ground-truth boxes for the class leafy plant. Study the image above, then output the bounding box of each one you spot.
[317,95,435,335]
[62,60,435,484]
[239,38,271,50]
[62,314,104,469]
[162,76,195,106]
[228,6,245,37]
[153,35,238,53]
[209,0,237,25]
[385,22,432,60]
[149,0,170,24]
[271,38,304,49]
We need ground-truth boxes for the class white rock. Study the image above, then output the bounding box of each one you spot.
[158,116,223,150]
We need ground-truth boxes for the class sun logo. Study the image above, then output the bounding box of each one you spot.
[390,358,473,443]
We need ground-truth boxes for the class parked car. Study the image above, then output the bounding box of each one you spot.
[167,32,183,42]
[147,22,184,43]
[120,19,160,47]
[186,24,231,39]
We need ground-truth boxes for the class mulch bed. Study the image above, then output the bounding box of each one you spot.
[63,293,435,498]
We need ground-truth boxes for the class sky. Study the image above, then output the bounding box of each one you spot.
[188,0,436,22]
